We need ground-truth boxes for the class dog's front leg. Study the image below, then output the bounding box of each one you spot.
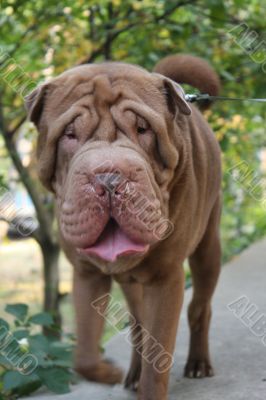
[73,267,124,384]
[138,266,185,400]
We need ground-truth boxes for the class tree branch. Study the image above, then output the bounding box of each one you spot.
[9,115,27,138]
[81,0,198,64]
[88,6,96,41]
[0,97,55,244]
[156,0,197,21]
[103,2,115,60]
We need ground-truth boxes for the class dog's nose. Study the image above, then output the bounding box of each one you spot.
[95,173,122,194]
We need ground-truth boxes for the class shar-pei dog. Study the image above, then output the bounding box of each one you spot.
[25,54,221,400]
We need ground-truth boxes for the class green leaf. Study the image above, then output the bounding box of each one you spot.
[50,359,73,368]
[13,329,29,340]
[37,367,71,394]
[2,370,41,396]
[3,370,24,391]
[28,334,50,364]
[5,304,28,322]
[0,354,12,369]
[0,318,9,331]
[210,3,225,20]
[48,341,73,359]
[16,379,42,397]
[28,312,54,327]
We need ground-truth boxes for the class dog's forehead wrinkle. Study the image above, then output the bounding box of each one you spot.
[92,74,119,107]
[59,62,157,96]
[48,65,165,122]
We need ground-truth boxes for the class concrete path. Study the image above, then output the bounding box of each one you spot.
[26,239,266,399]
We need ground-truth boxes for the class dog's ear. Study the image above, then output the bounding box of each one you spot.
[25,83,50,126]
[25,83,56,192]
[163,79,191,116]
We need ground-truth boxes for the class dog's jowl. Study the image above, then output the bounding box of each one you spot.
[26,54,222,400]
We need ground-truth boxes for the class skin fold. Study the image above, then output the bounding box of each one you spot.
[25,54,222,400]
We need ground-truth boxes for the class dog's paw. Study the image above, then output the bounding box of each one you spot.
[184,359,214,378]
[76,359,124,385]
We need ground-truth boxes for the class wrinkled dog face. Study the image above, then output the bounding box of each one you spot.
[26,63,191,272]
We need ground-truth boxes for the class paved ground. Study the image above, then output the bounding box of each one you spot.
[26,239,266,400]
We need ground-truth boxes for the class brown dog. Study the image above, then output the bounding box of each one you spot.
[25,54,221,400]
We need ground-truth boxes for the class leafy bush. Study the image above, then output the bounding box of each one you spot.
[0,304,75,399]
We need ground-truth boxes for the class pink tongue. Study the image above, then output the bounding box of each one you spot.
[80,221,149,262]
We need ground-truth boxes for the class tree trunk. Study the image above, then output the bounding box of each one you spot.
[40,239,61,333]
[0,94,63,325]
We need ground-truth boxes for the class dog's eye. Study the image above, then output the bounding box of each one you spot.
[64,123,76,139]
[136,116,149,135]
[137,126,147,134]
